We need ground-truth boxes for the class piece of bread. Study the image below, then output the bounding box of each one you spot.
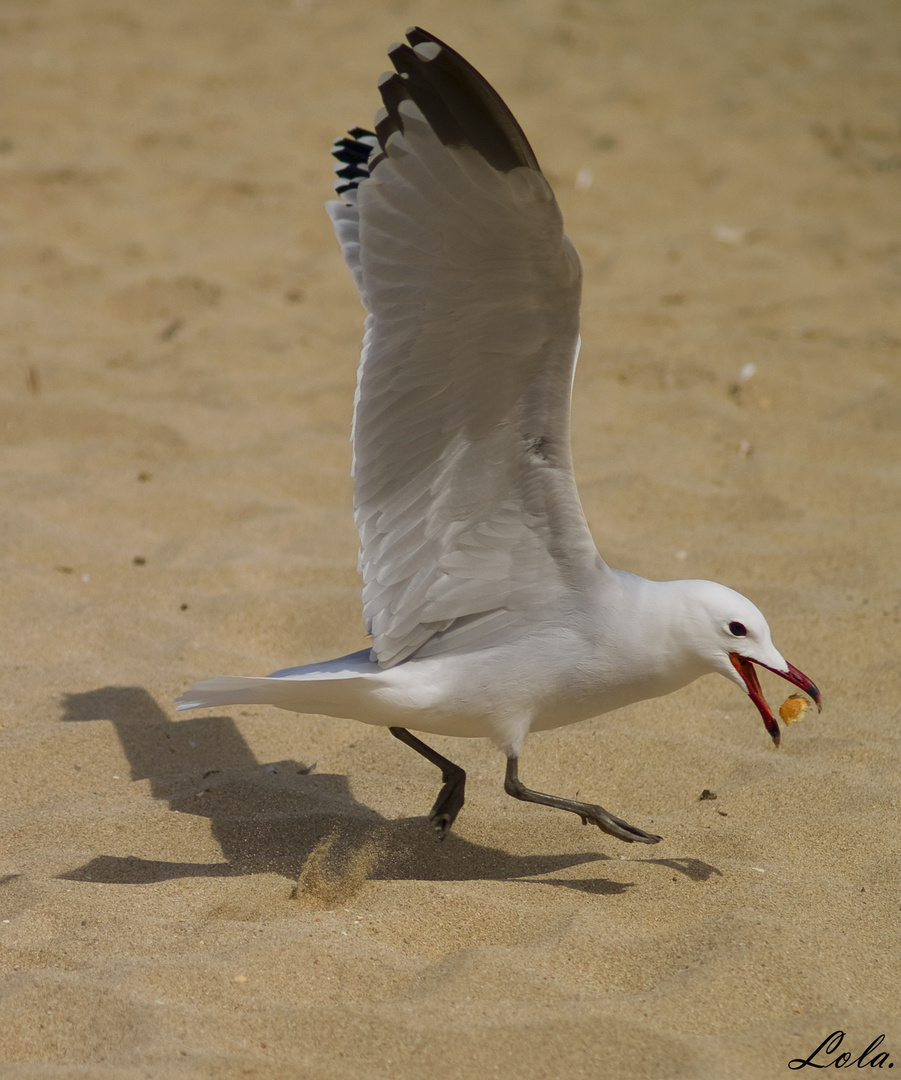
[779,693,811,725]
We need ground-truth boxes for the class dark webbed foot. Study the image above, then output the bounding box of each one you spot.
[389,727,466,839]
[426,763,466,837]
[504,757,661,844]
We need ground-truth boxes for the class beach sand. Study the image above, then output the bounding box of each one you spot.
[2,1,900,1076]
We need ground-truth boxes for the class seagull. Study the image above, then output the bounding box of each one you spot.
[176,28,821,845]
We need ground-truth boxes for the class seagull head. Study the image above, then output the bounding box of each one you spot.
[676,580,822,746]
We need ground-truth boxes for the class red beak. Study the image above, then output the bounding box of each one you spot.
[729,653,822,747]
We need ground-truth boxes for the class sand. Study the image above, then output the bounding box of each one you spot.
[2,0,900,1076]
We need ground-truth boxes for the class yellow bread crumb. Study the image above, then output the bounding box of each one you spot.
[779,693,811,725]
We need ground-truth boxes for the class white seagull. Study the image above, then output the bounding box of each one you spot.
[177,28,821,844]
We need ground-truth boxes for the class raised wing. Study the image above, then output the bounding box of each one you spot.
[326,28,602,668]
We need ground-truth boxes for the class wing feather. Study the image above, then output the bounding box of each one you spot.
[326,29,603,666]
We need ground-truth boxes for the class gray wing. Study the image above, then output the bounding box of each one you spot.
[326,28,601,668]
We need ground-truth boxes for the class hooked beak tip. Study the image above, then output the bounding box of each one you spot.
[780,660,823,713]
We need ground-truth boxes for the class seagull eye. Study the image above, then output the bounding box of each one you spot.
[728,621,747,637]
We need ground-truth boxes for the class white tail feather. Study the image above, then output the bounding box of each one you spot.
[175,650,380,716]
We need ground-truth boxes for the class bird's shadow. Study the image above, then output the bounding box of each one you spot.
[57,687,720,895]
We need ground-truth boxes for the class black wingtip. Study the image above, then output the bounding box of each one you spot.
[373,27,541,174]
[330,128,378,197]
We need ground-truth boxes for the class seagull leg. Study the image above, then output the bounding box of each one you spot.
[504,757,661,844]
[389,727,466,839]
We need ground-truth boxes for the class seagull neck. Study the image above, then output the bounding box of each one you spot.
[603,571,711,689]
